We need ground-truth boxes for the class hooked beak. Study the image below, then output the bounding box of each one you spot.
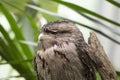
[38,33,55,50]
[38,33,53,42]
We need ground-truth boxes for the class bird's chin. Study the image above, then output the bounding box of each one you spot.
[38,40,56,51]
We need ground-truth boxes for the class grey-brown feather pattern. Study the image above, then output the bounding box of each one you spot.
[34,20,96,80]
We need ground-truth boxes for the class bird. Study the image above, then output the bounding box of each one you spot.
[33,20,96,80]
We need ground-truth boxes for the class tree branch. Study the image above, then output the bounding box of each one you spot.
[88,32,118,80]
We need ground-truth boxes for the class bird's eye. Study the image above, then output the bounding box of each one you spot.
[52,30,58,33]
[45,29,58,34]
[45,28,70,35]
[50,30,58,34]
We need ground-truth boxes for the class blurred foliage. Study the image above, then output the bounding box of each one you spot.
[0,0,120,80]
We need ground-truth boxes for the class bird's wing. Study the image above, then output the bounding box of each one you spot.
[33,53,44,80]
[76,41,96,80]
[33,42,92,80]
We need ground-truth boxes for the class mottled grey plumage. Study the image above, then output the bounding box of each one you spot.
[34,20,96,80]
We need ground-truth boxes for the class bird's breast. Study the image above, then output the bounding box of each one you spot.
[35,42,87,80]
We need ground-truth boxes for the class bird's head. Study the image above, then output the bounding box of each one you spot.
[38,20,84,50]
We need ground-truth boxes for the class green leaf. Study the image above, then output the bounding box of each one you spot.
[117,73,120,79]
[0,3,33,59]
[0,37,13,60]
[0,0,30,13]
[106,0,120,8]
[19,40,37,46]
[0,58,32,65]
[39,0,58,12]
[0,25,35,80]
[117,71,120,77]
[26,14,39,42]
[0,4,36,79]
[27,4,68,20]
[76,12,120,36]
[52,0,120,27]
[39,0,61,22]
[96,72,101,80]
[27,4,120,45]
[0,25,23,60]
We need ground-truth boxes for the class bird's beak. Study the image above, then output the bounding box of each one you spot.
[38,33,54,50]
[38,33,53,41]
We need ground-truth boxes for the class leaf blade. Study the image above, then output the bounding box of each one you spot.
[0,3,33,59]
[106,0,120,8]
[52,0,120,27]
[27,4,120,44]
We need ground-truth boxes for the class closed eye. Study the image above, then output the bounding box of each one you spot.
[50,31,58,34]
[45,29,58,34]
[45,28,70,35]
